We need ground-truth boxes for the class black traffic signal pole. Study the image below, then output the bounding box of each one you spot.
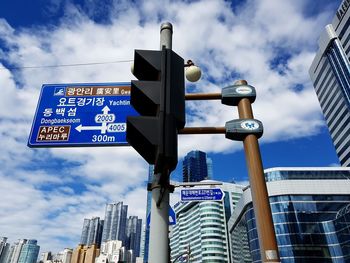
[127,22,185,263]
[148,22,173,263]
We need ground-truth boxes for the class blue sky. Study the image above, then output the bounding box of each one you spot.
[0,0,342,254]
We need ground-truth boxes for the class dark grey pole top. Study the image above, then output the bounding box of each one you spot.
[160,22,173,33]
[160,22,173,49]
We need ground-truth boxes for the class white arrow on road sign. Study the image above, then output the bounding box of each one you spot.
[75,124,107,133]
[102,105,110,114]
[75,106,115,134]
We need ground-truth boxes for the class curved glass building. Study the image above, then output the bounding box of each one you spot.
[170,181,245,263]
[228,167,350,263]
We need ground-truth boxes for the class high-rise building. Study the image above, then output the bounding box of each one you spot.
[126,216,142,261]
[96,240,122,263]
[228,167,350,263]
[9,239,27,263]
[39,252,52,263]
[101,202,128,245]
[80,217,104,247]
[0,238,10,263]
[143,165,153,263]
[169,181,245,263]
[71,244,99,263]
[139,225,145,261]
[54,249,73,263]
[182,150,213,182]
[17,240,40,263]
[5,245,15,263]
[118,247,128,263]
[309,0,350,167]
[206,157,213,180]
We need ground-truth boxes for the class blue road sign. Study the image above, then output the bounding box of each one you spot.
[147,206,176,226]
[181,188,224,202]
[28,82,138,147]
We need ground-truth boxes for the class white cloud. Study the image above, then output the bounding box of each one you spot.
[0,0,337,254]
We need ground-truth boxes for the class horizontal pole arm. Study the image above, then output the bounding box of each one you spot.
[185,93,221,100]
[179,127,226,134]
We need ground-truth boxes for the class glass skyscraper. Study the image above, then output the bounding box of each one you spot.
[182,150,213,182]
[102,202,128,245]
[309,0,350,167]
[9,239,27,263]
[126,216,142,261]
[17,240,39,263]
[0,238,10,263]
[228,167,350,263]
[80,217,104,247]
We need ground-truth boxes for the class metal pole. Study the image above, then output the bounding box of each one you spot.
[160,22,173,49]
[179,127,225,134]
[236,80,280,262]
[149,172,170,263]
[148,22,173,263]
[185,93,221,100]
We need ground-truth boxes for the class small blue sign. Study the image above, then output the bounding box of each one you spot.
[181,188,224,202]
[147,206,176,226]
[169,206,176,225]
[28,82,138,147]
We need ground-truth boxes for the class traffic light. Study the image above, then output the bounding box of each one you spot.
[127,47,185,174]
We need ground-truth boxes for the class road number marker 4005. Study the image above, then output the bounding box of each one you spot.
[107,123,126,133]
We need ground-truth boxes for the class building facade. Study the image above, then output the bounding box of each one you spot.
[182,150,213,182]
[17,240,40,263]
[55,249,73,263]
[126,216,142,261]
[228,167,350,263]
[143,166,153,263]
[309,0,350,167]
[80,217,104,247]
[5,245,15,263]
[39,252,52,263]
[101,202,128,245]
[0,238,10,263]
[96,240,122,263]
[170,181,244,263]
[9,240,27,263]
[71,244,99,263]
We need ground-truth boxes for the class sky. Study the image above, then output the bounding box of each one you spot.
[0,0,343,254]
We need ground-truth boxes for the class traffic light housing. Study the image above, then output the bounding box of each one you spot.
[127,48,185,173]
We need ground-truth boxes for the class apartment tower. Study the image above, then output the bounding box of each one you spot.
[309,0,350,166]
